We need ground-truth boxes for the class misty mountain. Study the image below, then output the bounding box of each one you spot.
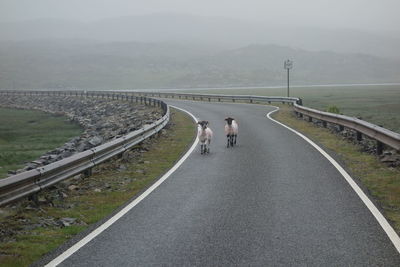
[1,14,399,59]
[176,44,400,87]
[1,40,399,90]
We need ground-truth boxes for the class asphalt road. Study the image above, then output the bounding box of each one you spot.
[53,100,400,266]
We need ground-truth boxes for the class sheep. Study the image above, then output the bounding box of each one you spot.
[224,117,238,148]
[197,120,213,154]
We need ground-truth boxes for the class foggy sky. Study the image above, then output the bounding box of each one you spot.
[1,0,399,33]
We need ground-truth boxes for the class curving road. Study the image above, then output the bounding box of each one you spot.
[48,100,400,266]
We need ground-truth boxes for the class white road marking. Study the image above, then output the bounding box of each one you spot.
[267,107,400,254]
[45,106,199,266]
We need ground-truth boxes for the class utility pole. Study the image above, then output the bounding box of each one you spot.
[284,59,293,97]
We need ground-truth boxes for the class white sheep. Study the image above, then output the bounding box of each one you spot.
[197,120,213,154]
[224,117,238,147]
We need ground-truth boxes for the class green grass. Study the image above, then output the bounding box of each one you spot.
[272,104,400,235]
[0,108,196,267]
[171,84,400,132]
[0,226,86,267]
[0,108,82,178]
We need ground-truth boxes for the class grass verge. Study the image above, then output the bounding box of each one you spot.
[0,108,196,267]
[272,104,400,234]
[0,107,82,178]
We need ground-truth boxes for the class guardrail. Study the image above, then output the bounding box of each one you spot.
[293,104,400,153]
[0,90,169,207]
[118,90,400,154]
[119,91,303,105]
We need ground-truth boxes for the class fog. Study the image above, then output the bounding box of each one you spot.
[1,0,400,89]
[1,0,399,33]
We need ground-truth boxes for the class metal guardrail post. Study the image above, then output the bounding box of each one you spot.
[356,131,362,141]
[377,141,384,155]
[83,168,92,178]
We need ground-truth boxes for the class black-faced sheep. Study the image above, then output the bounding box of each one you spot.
[224,117,238,147]
[197,120,213,154]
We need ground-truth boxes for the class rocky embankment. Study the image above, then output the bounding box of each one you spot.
[0,95,162,174]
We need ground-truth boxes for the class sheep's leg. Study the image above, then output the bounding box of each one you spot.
[200,144,204,154]
[234,134,237,145]
[230,135,234,147]
[226,135,230,148]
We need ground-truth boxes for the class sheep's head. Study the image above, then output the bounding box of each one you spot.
[225,117,234,125]
[198,120,209,130]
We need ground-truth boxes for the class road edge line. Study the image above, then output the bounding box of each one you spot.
[45,106,199,266]
[266,107,400,254]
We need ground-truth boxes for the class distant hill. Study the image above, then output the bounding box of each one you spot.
[0,41,399,89]
[175,44,400,88]
[1,14,399,59]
